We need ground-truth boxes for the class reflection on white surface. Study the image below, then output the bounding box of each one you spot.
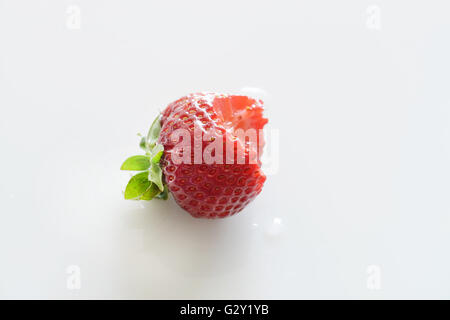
[265,217,284,238]
[1,0,450,299]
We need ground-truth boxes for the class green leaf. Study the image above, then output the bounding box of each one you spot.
[121,155,150,171]
[139,136,147,150]
[156,185,169,200]
[146,115,162,149]
[124,171,150,199]
[151,144,164,164]
[148,163,164,191]
[140,183,161,200]
[121,113,168,202]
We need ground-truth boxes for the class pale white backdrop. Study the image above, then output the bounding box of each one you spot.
[1,0,450,299]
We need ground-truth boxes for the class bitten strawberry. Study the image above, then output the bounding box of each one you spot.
[121,93,268,219]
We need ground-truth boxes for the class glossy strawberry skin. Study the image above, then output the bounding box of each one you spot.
[158,93,267,218]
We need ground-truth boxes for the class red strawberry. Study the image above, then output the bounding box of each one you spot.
[121,93,268,219]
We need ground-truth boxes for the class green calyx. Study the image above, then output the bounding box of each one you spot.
[121,114,168,201]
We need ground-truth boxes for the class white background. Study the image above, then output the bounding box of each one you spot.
[1,0,450,299]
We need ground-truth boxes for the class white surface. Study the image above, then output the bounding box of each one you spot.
[1,0,450,299]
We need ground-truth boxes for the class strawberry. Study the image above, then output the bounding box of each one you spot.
[121,93,268,219]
